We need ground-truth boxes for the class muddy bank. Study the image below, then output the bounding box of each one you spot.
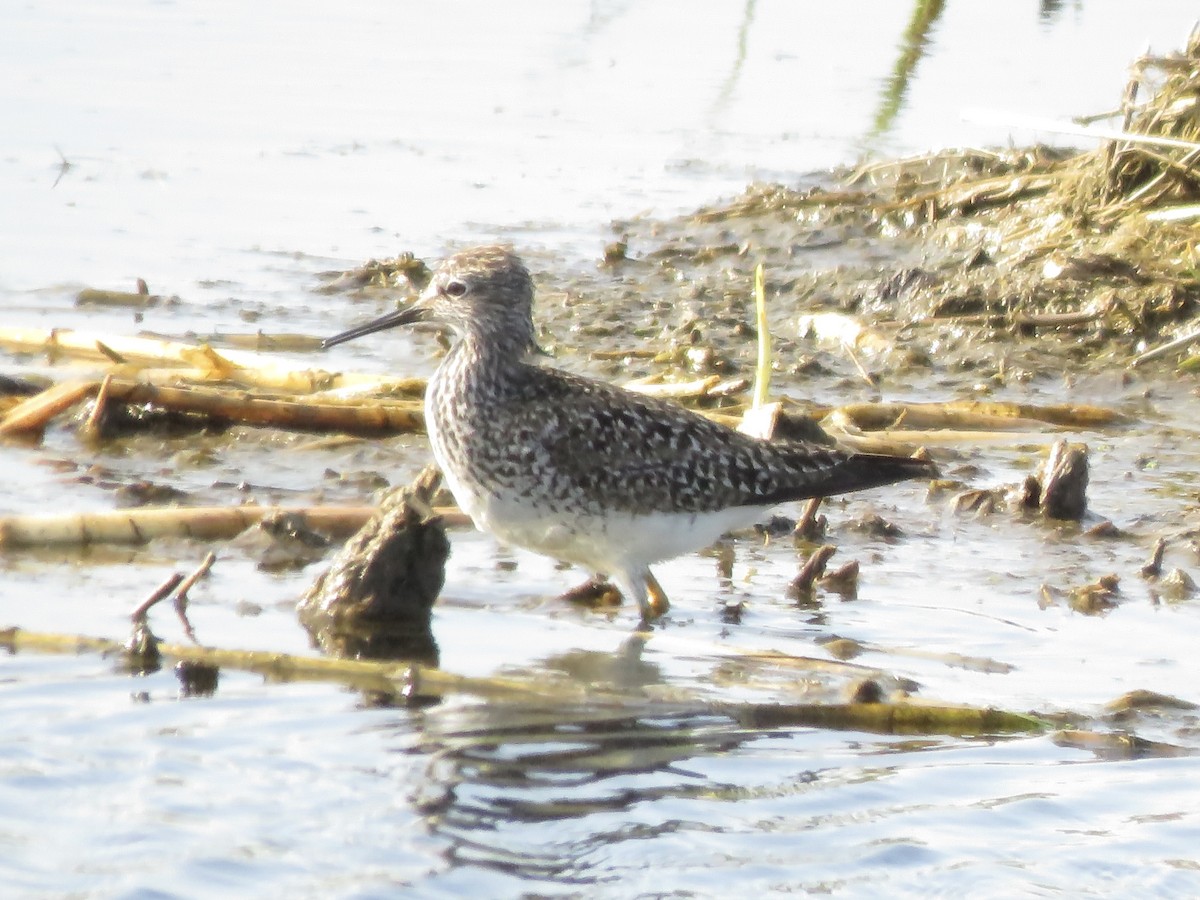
[398,34,1198,403]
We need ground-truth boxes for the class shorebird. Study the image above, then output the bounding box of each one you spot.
[324,245,932,621]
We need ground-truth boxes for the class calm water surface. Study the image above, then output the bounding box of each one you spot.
[3,2,1200,897]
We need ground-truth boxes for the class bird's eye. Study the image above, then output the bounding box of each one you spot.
[443,279,468,297]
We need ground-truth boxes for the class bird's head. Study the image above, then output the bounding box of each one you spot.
[323,245,537,354]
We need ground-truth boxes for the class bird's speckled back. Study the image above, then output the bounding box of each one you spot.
[421,246,930,518]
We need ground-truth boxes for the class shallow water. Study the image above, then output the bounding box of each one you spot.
[4,2,1200,897]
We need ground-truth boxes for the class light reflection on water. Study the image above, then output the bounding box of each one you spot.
[405,707,1198,896]
[5,405,1200,896]
[6,650,1196,897]
[5,396,1200,896]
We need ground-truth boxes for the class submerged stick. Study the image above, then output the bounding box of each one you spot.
[731,700,1045,736]
[130,573,186,623]
[0,626,549,700]
[794,497,827,543]
[175,551,217,599]
[0,625,1049,735]
[0,504,471,549]
[1140,538,1167,579]
[790,544,838,596]
[174,551,217,642]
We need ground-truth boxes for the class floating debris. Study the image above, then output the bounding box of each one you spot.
[1041,573,1122,615]
[1053,729,1194,761]
[317,253,431,293]
[793,496,828,543]
[789,544,838,598]
[1105,689,1200,716]
[1141,537,1168,578]
[1155,568,1198,602]
[76,277,166,308]
[822,637,865,661]
[820,560,861,598]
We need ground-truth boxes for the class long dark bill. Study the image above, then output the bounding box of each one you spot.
[321,305,429,349]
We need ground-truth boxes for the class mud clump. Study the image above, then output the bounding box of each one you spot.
[298,465,448,664]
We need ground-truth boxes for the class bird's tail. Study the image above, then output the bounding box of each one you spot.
[772,448,936,503]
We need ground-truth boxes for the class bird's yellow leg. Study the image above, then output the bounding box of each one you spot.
[643,570,670,620]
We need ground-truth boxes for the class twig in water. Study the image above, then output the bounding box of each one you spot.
[1130,328,1200,367]
[790,544,838,597]
[843,343,877,388]
[1141,538,1167,579]
[52,146,72,189]
[794,497,827,543]
[130,573,186,624]
[173,552,217,643]
[79,374,113,443]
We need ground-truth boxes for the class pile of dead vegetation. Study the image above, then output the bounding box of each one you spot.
[607,29,1200,381]
[848,27,1200,365]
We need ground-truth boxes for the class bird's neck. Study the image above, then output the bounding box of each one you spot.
[439,329,535,394]
[454,324,537,374]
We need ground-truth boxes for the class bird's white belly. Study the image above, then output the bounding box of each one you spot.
[426,383,767,576]
[454,484,765,575]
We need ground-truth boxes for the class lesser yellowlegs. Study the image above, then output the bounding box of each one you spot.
[324,245,932,621]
